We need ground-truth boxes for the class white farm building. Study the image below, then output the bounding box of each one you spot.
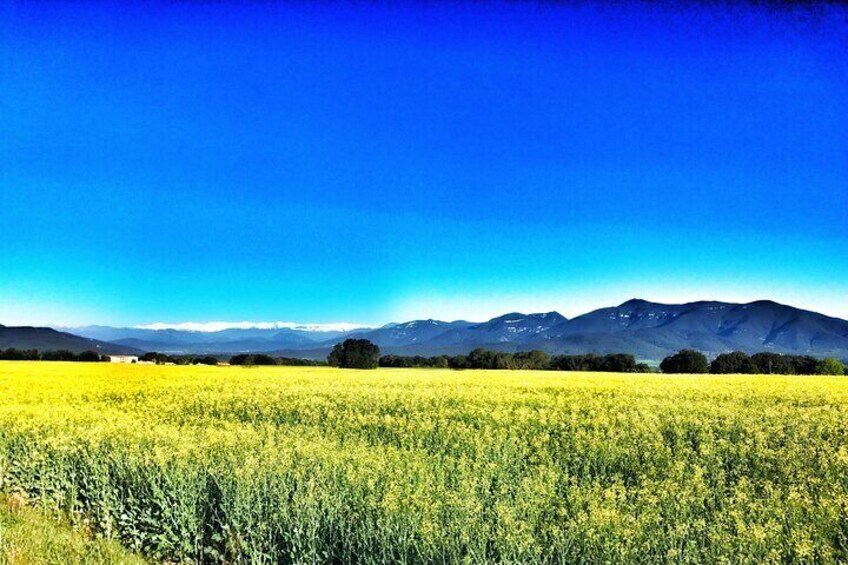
[107,355,139,364]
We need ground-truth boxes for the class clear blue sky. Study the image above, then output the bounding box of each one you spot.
[1,2,846,327]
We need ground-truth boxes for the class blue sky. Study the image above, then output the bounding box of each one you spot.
[1,2,846,327]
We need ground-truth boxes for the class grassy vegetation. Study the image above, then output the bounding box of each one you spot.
[0,494,146,564]
[1,362,848,563]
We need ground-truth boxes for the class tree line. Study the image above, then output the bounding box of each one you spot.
[229,353,326,366]
[140,352,220,365]
[0,348,105,362]
[325,339,848,375]
[149,352,327,366]
[329,340,655,371]
[0,349,225,365]
[661,349,847,375]
[380,350,652,372]
[5,342,844,376]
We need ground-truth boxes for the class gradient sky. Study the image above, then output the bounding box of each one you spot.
[1,2,846,327]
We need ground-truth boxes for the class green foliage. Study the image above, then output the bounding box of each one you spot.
[0,348,40,361]
[816,357,846,376]
[660,349,709,373]
[40,350,78,362]
[750,353,820,375]
[379,355,451,368]
[751,352,794,374]
[140,351,175,364]
[0,348,105,362]
[710,351,755,374]
[600,353,637,372]
[549,352,639,372]
[77,350,104,362]
[191,356,219,366]
[327,339,380,369]
[0,494,147,564]
[229,353,277,366]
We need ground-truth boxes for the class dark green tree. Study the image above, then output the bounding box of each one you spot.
[751,352,794,374]
[77,350,102,362]
[327,339,380,369]
[193,356,219,366]
[0,348,39,360]
[41,350,78,361]
[141,351,178,364]
[816,357,846,376]
[513,350,551,370]
[600,353,637,373]
[788,355,819,375]
[550,353,603,371]
[252,354,277,366]
[709,351,755,374]
[660,349,708,374]
[448,355,469,369]
[229,354,276,366]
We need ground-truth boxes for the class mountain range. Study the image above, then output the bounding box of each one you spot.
[0,325,140,355]
[6,299,840,362]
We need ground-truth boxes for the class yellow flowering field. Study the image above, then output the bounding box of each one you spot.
[1,361,847,564]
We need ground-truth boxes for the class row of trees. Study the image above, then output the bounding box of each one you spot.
[140,352,220,365]
[0,348,105,362]
[450,349,553,370]
[549,353,652,373]
[141,352,324,366]
[6,341,841,376]
[333,339,848,375]
[660,349,847,375]
[380,355,450,368]
[229,353,326,367]
[381,350,652,372]
[0,349,220,366]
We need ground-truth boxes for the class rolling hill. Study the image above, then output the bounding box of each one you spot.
[0,325,140,355]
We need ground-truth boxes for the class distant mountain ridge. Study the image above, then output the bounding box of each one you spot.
[0,325,140,354]
[49,299,848,361]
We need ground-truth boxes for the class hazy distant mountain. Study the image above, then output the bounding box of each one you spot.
[0,325,140,354]
[66,325,357,355]
[342,320,473,347]
[49,300,848,360]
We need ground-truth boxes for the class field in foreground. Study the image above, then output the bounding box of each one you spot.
[1,363,848,564]
[0,494,146,565]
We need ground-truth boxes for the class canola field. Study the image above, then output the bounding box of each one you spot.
[1,362,848,564]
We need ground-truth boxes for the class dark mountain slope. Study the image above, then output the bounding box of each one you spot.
[0,326,140,354]
[551,299,848,359]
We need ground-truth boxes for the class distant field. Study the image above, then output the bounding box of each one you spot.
[1,363,848,564]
